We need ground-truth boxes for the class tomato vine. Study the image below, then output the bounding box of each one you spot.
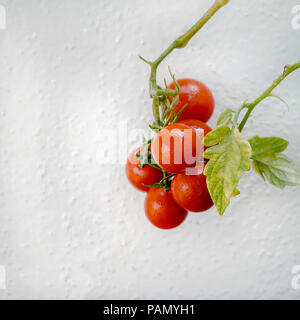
[140,0,229,129]
[135,0,300,217]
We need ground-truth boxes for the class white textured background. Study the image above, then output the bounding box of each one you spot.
[0,0,300,300]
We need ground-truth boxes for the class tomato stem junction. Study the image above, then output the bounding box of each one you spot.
[238,61,300,132]
[139,0,230,126]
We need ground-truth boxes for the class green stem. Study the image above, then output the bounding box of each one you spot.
[232,103,245,126]
[163,170,168,191]
[156,89,178,97]
[161,172,176,184]
[143,0,230,125]
[238,61,300,132]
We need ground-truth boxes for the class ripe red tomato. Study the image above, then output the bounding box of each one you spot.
[145,188,188,229]
[179,118,212,137]
[171,173,213,212]
[179,118,212,152]
[126,148,163,192]
[168,78,214,123]
[151,123,201,174]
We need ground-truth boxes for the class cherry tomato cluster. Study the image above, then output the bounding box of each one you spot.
[126,79,214,229]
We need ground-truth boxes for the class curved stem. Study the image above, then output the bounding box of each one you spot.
[233,103,245,126]
[239,61,300,132]
[143,0,230,124]
[153,0,229,66]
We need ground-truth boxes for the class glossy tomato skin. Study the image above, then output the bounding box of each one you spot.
[145,188,188,229]
[151,123,201,174]
[126,148,163,192]
[171,173,213,212]
[179,118,212,151]
[179,118,212,137]
[168,78,214,123]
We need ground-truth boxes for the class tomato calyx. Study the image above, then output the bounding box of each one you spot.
[126,148,164,192]
[148,68,188,132]
[135,135,176,192]
[142,172,176,192]
[135,152,162,171]
[135,138,153,168]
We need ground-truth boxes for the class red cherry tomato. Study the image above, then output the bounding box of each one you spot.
[179,118,212,151]
[168,78,214,123]
[151,123,201,174]
[171,173,213,212]
[126,148,163,192]
[145,188,188,229]
[179,118,212,136]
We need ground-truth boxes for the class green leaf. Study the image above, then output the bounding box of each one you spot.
[204,126,252,215]
[232,188,240,197]
[249,136,288,158]
[252,160,265,181]
[252,155,300,189]
[249,136,300,189]
[204,125,231,147]
[216,108,234,126]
